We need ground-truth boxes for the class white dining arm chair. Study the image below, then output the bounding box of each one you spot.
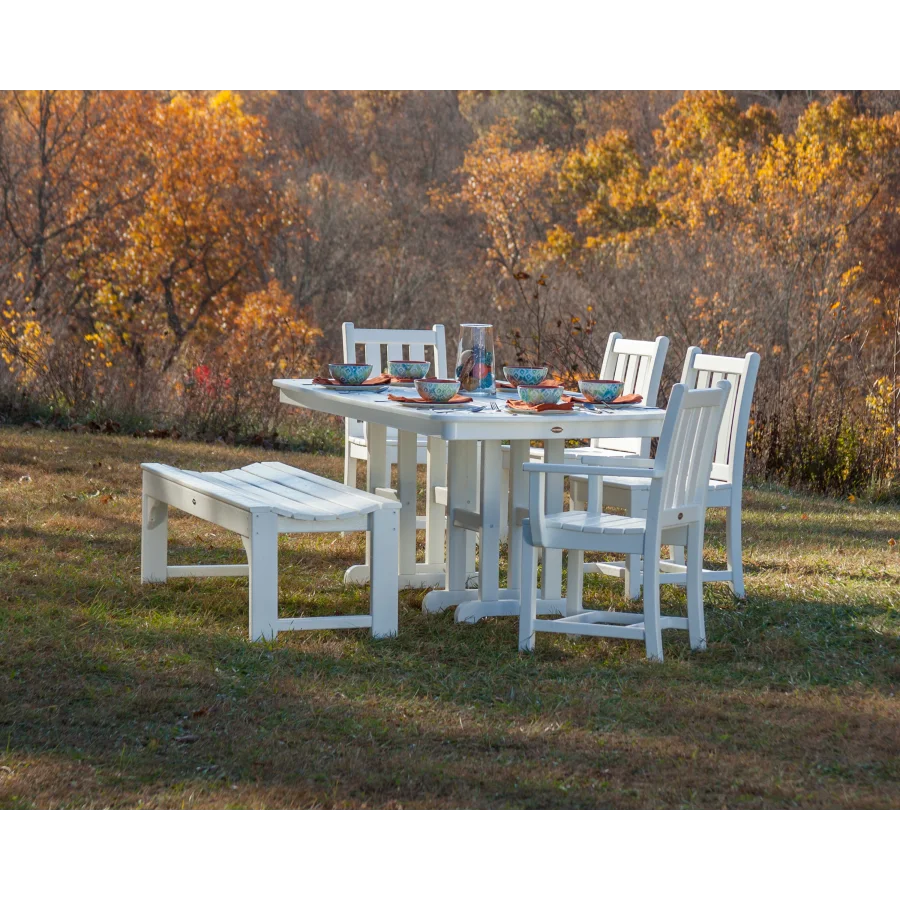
[572,348,760,599]
[518,380,731,661]
[499,332,669,540]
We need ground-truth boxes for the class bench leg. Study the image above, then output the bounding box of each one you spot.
[141,490,168,583]
[246,512,279,641]
[369,507,399,638]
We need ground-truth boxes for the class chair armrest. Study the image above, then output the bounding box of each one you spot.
[522,462,664,479]
[577,454,654,469]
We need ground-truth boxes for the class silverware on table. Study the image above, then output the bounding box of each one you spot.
[333,386,389,394]
[433,405,486,413]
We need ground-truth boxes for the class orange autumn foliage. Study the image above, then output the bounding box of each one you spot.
[4,89,900,490]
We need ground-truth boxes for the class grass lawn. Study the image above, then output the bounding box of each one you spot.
[1,424,898,809]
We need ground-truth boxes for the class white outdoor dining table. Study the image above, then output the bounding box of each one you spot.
[275,379,666,622]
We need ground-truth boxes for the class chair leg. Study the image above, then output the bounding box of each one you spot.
[141,491,168,583]
[726,502,745,598]
[642,545,663,662]
[567,550,584,616]
[369,508,399,638]
[246,513,279,641]
[518,524,539,652]
[669,545,685,565]
[622,490,642,599]
[623,554,642,600]
[686,523,707,651]
[344,448,358,488]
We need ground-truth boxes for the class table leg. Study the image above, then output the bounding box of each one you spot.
[345,424,444,589]
[540,439,565,604]
[467,441,478,578]
[477,440,500,602]
[423,439,477,612]
[454,434,563,624]
[425,436,447,569]
[423,436,565,622]
[397,429,418,584]
[365,422,388,575]
[506,439,530,592]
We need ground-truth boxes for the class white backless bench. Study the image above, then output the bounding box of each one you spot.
[140,461,400,640]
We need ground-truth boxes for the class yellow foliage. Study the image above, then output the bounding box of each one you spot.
[431,121,558,272]
[0,305,53,387]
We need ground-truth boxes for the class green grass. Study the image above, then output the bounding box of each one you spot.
[1,425,898,808]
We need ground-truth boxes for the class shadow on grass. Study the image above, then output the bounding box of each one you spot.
[2,427,899,807]
[2,561,899,808]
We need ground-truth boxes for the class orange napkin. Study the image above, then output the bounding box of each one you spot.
[506,399,575,413]
[313,373,392,387]
[571,393,643,405]
[388,393,472,404]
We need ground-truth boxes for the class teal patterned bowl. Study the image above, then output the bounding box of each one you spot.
[329,363,373,385]
[504,365,549,386]
[388,360,431,380]
[578,380,624,403]
[517,384,564,405]
[415,378,460,402]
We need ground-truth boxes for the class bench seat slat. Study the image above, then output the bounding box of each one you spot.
[195,471,338,520]
[236,464,385,515]
[254,461,401,508]
[235,463,383,515]
[141,463,275,513]
[220,468,369,517]
[242,462,380,509]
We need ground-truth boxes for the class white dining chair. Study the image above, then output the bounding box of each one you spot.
[342,323,448,552]
[499,332,669,539]
[571,332,669,460]
[342,322,447,486]
[518,380,731,661]
[572,348,760,599]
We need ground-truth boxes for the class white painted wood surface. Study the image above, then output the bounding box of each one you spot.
[140,462,401,640]
[275,379,666,622]
[498,330,669,539]
[342,321,448,485]
[574,349,760,599]
[518,382,731,661]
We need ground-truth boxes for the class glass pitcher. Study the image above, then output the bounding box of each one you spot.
[455,323,496,396]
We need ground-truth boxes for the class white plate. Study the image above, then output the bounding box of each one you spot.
[392,399,475,409]
[564,391,642,406]
[505,405,574,415]
[319,382,389,392]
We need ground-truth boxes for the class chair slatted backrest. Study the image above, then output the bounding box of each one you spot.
[680,348,760,487]
[342,323,448,439]
[591,332,669,456]
[652,382,731,526]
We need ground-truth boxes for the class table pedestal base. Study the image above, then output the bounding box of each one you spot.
[346,564,481,591]
[345,562,449,590]
[422,588,573,623]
